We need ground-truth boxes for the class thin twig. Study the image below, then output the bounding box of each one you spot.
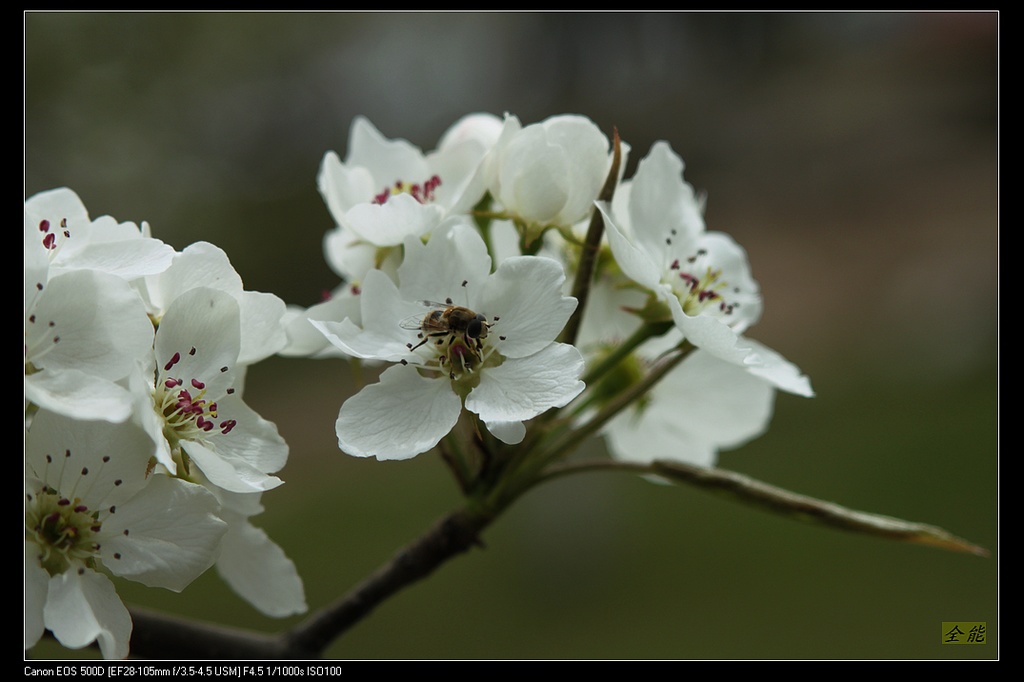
[559,127,622,347]
[532,458,989,557]
[650,460,991,557]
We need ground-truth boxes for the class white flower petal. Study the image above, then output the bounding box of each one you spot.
[142,243,286,364]
[597,201,664,291]
[183,438,284,494]
[345,193,444,247]
[27,269,153,380]
[466,343,585,423]
[215,518,307,617]
[336,364,462,460]
[310,270,423,361]
[657,351,776,449]
[541,115,612,223]
[157,242,243,298]
[26,410,155,504]
[25,543,49,650]
[743,339,815,397]
[44,569,131,660]
[398,220,492,305]
[431,114,501,213]
[490,114,610,227]
[690,231,763,332]
[628,141,705,248]
[479,256,577,358]
[155,287,241,397]
[484,419,526,445]
[26,188,175,282]
[347,116,430,183]
[437,112,504,153]
[25,369,135,423]
[236,290,287,364]
[500,133,571,224]
[25,187,90,225]
[311,317,392,361]
[574,274,650,352]
[607,415,718,469]
[669,299,758,367]
[280,296,360,358]
[605,350,776,468]
[54,234,175,281]
[101,476,226,591]
[317,150,377,225]
[206,394,289,471]
[128,371,178,474]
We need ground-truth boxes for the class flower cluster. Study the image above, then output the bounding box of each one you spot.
[290,113,812,469]
[26,111,816,658]
[24,189,306,659]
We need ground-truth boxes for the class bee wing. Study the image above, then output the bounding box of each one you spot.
[398,313,428,331]
[399,300,452,331]
[398,302,444,330]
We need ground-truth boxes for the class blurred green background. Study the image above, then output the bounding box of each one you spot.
[25,12,997,660]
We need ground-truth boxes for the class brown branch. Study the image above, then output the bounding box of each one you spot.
[123,507,492,659]
[127,606,288,659]
[288,507,491,656]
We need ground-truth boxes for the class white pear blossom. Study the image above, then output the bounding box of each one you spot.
[286,115,498,359]
[310,221,585,459]
[24,188,174,421]
[134,287,288,493]
[131,281,301,615]
[136,241,287,365]
[602,344,778,469]
[25,187,174,282]
[484,113,613,231]
[318,114,496,250]
[598,141,812,396]
[571,278,777,469]
[25,410,226,658]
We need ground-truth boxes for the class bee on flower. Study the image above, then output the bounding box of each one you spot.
[310,220,585,458]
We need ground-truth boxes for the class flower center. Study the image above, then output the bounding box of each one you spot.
[26,485,103,576]
[405,318,500,380]
[666,249,741,320]
[154,348,238,455]
[400,291,504,381]
[440,332,493,378]
[25,446,126,577]
[373,175,442,205]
